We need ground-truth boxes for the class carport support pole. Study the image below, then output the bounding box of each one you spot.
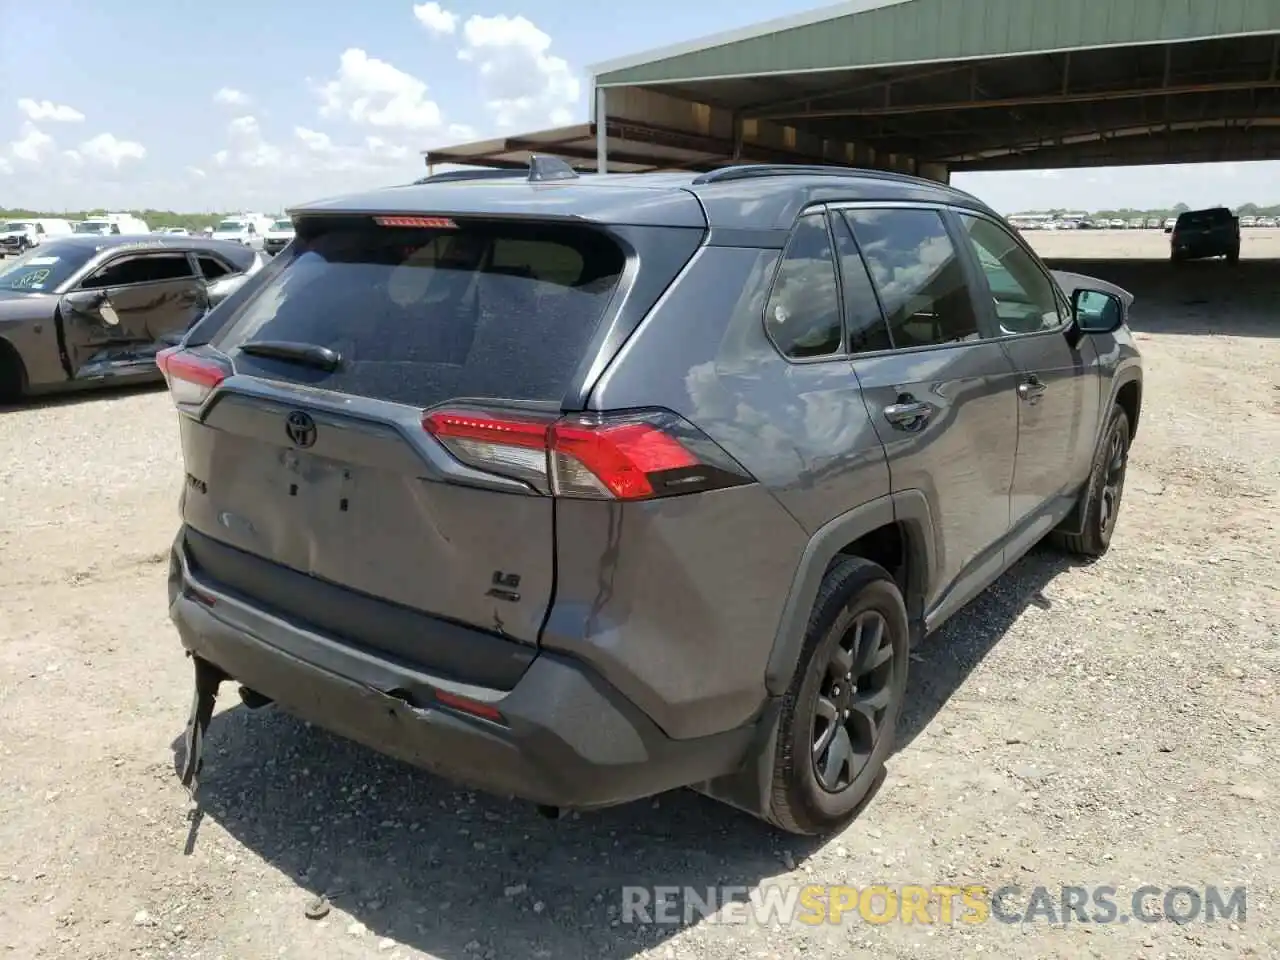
[596,87,608,174]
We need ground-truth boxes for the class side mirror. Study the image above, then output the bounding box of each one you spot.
[1072,288,1124,335]
[1163,226,1173,234]
[62,289,120,325]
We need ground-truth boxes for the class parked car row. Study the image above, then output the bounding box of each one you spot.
[1012,213,1279,232]
[0,234,265,401]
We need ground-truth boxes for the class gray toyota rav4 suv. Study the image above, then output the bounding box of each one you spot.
[162,159,1142,835]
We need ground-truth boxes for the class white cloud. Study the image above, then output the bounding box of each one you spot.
[79,132,147,168]
[413,2,457,35]
[293,125,412,168]
[446,122,477,142]
[214,115,282,169]
[9,123,55,162]
[295,126,334,154]
[363,135,410,162]
[457,14,580,128]
[315,48,443,131]
[208,114,418,201]
[213,87,251,107]
[17,98,85,123]
[187,166,207,179]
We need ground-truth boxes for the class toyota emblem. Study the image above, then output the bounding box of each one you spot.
[285,410,317,448]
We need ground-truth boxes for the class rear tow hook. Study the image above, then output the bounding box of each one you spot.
[179,655,226,798]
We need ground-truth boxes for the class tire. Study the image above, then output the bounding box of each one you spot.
[1051,405,1131,559]
[0,341,27,404]
[765,557,910,835]
[1226,247,1240,264]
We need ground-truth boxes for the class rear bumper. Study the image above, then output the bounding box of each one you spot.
[167,535,758,810]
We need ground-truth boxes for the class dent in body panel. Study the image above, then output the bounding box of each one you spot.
[590,245,893,533]
[178,393,555,645]
[852,342,1020,613]
[998,330,1099,523]
[543,486,808,741]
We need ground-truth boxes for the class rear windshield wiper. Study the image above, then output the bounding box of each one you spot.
[239,340,342,372]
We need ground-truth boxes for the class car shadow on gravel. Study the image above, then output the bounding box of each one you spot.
[0,379,165,413]
[166,544,1080,958]
[171,706,825,958]
[895,544,1084,753]
[1041,256,1280,339]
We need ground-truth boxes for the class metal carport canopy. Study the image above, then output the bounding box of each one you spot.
[423,0,1280,176]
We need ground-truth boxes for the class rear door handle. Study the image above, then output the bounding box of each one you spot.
[1017,377,1046,403]
[883,400,933,430]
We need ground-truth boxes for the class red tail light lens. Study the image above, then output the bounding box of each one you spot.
[422,409,553,492]
[157,348,228,406]
[549,419,699,499]
[434,688,505,723]
[423,407,753,501]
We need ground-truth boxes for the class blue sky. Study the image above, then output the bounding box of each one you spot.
[2,0,1277,214]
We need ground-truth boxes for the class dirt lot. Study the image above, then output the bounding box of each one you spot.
[1,229,1277,960]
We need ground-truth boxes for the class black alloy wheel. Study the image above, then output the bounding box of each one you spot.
[811,609,894,792]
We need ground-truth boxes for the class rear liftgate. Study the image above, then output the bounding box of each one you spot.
[167,375,757,800]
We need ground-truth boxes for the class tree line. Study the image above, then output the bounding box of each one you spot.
[0,208,272,232]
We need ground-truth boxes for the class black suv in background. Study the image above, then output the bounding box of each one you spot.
[1167,207,1240,263]
[162,159,1142,835]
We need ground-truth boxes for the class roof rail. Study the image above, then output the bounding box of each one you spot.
[691,163,951,191]
[412,168,524,185]
[410,153,581,186]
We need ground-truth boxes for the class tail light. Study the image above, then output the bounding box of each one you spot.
[157,348,228,407]
[423,406,753,501]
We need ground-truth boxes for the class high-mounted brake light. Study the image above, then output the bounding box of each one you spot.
[157,348,227,406]
[374,215,457,229]
[423,407,753,501]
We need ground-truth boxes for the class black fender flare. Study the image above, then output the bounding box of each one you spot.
[1057,366,1142,536]
[763,490,939,696]
[697,491,939,821]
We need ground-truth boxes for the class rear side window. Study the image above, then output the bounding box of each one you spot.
[842,209,980,349]
[764,213,842,359]
[212,219,625,406]
[197,255,231,279]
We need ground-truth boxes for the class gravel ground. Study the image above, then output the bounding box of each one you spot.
[1,229,1277,960]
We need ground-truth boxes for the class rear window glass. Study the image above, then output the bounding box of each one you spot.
[212,219,626,406]
[1177,209,1232,227]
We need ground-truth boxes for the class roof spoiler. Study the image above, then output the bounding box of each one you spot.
[410,154,580,186]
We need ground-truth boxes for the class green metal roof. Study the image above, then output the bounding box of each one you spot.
[592,0,1280,86]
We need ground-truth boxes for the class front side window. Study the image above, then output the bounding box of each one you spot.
[842,208,980,349]
[830,214,893,355]
[959,214,1062,334]
[764,213,842,359]
[80,253,195,289]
